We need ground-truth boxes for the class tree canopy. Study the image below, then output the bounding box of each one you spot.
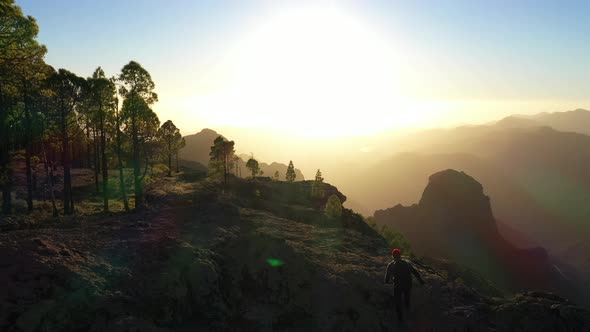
[246,157,260,178]
[208,136,235,185]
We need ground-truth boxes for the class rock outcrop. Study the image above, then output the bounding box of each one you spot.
[374,170,585,304]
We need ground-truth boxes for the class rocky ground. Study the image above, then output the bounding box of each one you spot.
[1,174,589,331]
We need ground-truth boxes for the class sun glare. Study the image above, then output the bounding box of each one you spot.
[203,6,424,137]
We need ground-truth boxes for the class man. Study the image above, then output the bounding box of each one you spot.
[384,248,425,326]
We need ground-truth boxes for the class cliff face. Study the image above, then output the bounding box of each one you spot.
[374,170,586,303]
[1,176,589,331]
[419,170,497,234]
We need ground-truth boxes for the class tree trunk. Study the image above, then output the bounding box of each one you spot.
[86,121,92,169]
[100,112,109,212]
[115,102,129,211]
[61,100,73,215]
[93,125,99,193]
[167,142,172,176]
[23,79,33,211]
[176,151,180,173]
[132,105,142,208]
[1,149,11,214]
[42,147,58,217]
[0,83,11,214]
[140,153,149,182]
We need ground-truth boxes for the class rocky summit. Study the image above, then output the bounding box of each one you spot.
[0,175,589,331]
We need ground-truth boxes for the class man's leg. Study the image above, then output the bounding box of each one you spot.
[394,287,404,323]
[404,288,411,311]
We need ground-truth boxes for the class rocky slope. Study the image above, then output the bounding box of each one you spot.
[0,175,589,331]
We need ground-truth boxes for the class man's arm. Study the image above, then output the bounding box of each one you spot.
[410,263,425,285]
[384,262,392,284]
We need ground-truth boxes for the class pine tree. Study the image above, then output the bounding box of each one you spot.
[157,120,182,176]
[246,157,260,178]
[285,160,296,183]
[118,61,158,209]
[208,136,234,184]
[311,169,324,198]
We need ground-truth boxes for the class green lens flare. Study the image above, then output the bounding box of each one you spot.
[266,258,284,267]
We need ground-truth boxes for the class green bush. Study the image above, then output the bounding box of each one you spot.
[324,194,342,219]
[366,217,413,256]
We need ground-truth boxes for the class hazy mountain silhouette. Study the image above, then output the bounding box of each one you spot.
[234,156,305,181]
[178,128,223,166]
[179,128,305,180]
[514,108,590,135]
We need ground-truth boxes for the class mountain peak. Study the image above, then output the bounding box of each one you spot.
[419,169,496,230]
[196,128,219,136]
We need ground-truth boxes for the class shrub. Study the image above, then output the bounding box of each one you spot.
[324,194,342,219]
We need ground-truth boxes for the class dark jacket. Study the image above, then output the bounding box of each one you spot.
[384,259,424,289]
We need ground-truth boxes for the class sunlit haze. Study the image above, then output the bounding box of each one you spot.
[18,0,590,139]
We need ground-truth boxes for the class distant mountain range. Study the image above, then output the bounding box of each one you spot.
[337,109,590,287]
[179,128,304,181]
[505,108,590,135]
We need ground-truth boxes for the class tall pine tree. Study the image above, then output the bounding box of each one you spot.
[285,160,296,183]
[311,169,324,198]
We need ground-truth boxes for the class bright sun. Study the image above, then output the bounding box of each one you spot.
[202,5,429,137]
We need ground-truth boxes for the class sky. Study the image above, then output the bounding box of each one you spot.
[16,0,590,138]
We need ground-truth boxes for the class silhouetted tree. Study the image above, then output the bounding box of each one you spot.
[118,61,158,208]
[113,92,129,211]
[208,136,234,185]
[324,194,342,219]
[121,97,159,188]
[246,157,260,178]
[87,67,116,211]
[0,1,47,213]
[285,160,296,182]
[47,69,85,215]
[175,136,185,173]
[311,169,324,198]
[273,170,279,181]
[157,120,182,176]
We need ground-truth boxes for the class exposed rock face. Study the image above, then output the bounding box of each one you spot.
[374,170,585,304]
[419,170,497,233]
